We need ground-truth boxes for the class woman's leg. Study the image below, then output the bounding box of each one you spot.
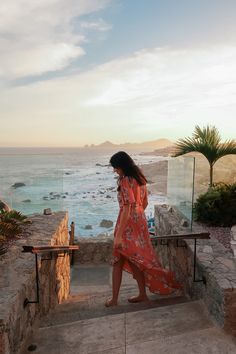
[128,261,149,302]
[105,255,125,306]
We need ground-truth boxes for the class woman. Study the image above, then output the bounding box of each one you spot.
[105,151,181,307]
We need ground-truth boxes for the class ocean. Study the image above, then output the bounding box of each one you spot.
[0,148,166,238]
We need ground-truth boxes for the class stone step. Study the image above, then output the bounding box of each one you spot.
[41,290,187,326]
[42,263,187,326]
[28,301,236,354]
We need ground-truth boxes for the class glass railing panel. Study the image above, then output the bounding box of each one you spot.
[167,156,195,229]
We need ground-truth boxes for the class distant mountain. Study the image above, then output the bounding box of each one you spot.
[141,145,176,157]
[121,139,172,150]
[83,139,173,152]
[97,141,116,148]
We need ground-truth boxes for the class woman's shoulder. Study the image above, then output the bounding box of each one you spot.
[120,176,133,186]
[120,176,130,184]
[121,176,140,188]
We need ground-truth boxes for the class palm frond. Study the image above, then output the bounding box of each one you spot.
[193,125,221,147]
[174,137,200,156]
[173,125,235,186]
[0,210,30,224]
[215,140,236,161]
[0,209,31,238]
[174,137,219,163]
[0,221,22,237]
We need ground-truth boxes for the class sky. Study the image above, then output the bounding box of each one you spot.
[0,0,236,147]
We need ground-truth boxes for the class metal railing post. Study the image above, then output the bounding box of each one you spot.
[69,222,75,265]
[24,253,40,307]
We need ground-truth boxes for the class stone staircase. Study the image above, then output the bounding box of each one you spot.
[23,264,236,354]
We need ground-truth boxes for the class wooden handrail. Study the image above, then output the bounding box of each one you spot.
[22,245,79,254]
[149,232,210,240]
[22,244,79,307]
[149,231,210,283]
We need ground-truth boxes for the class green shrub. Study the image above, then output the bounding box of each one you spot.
[0,210,31,238]
[194,182,236,226]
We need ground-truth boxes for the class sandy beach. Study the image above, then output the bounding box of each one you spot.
[141,160,168,195]
[141,153,236,198]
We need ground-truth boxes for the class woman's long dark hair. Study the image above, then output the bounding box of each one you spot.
[110,151,147,186]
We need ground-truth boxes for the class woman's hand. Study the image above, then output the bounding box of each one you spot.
[114,234,123,249]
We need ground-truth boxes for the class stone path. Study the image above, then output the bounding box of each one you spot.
[23,264,236,354]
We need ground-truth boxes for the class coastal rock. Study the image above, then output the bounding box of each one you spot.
[96,163,109,167]
[85,225,92,230]
[11,182,26,188]
[100,219,113,228]
[45,192,68,200]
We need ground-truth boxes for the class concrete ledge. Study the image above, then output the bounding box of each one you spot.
[0,211,70,354]
[154,204,236,336]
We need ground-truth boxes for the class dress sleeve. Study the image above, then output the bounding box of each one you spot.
[120,177,135,205]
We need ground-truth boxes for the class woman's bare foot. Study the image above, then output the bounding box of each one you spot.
[105,298,118,307]
[128,295,150,303]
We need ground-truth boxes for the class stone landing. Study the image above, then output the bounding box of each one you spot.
[23,264,236,354]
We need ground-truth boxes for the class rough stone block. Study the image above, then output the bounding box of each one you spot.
[154,205,236,336]
[0,212,70,354]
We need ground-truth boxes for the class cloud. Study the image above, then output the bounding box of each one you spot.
[80,19,112,31]
[0,43,85,78]
[0,0,111,80]
[84,46,236,109]
[0,44,236,146]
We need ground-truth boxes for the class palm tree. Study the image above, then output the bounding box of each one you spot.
[173,125,236,187]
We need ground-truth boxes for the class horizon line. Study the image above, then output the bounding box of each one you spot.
[0,138,175,149]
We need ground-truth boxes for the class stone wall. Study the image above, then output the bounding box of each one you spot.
[154,204,236,336]
[73,234,113,264]
[0,211,70,354]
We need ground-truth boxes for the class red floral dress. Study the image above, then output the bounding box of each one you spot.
[112,176,181,295]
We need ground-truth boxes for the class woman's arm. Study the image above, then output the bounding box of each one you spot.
[114,204,131,247]
[142,186,148,210]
